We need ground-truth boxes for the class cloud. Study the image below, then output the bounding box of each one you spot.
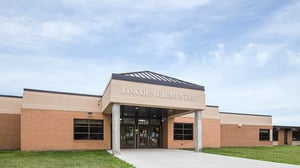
[167,42,300,126]
[254,1,300,38]
[39,21,83,42]
[0,54,139,95]
[205,43,289,68]
[174,51,187,64]
[62,0,212,12]
[208,43,225,62]
[0,16,37,49]
[0,0,215,51]
[0,14,120,49]
[131,0,212,11]
[0,16,80,49]
[134,32,183,57]
[234,43,278,67]
[286,51,300,66]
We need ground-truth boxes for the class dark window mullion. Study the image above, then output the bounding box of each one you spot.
[88,120,90,140]
[174,123,193,140]
[183,123,185,140]
[74,119,103,140]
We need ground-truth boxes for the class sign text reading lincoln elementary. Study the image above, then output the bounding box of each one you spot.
[121,87,200,101]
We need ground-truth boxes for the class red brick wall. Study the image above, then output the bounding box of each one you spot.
[221,124,272,147]
[21,108,111,151]
[0,114,20,149]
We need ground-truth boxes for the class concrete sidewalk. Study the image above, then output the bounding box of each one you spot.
[110,149,300,168]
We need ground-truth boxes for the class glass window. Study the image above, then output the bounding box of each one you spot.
[273,128,278,141]
[173,123,193,140]
[150,119,161,125]
[74,119,103,140]
[292,129,300,141]
[138,119,149,125]
[259,129,270,141]
[123,118,135,124]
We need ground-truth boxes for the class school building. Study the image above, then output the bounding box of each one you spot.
[0,71,299,154]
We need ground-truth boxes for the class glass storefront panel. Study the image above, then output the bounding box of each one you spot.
[120,105,164,148]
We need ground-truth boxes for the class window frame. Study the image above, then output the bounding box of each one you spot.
[273,128,279,141]
[292,129,300,141]
[74,119,104,140]
[259,129,270,141]
[173,123,193,140]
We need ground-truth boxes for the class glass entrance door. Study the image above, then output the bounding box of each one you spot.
[138,125,149,148]
[138,125,160,148]
[120,124,135,148]
[120,105,165,148]
[149,126,160,148]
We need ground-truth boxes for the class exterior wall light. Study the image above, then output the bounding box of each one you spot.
[238,124,242,128]
[88,112,93,117]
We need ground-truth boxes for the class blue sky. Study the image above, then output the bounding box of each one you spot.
[1,0,300,125]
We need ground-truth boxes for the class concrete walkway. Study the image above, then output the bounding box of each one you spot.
[110,149,300,168]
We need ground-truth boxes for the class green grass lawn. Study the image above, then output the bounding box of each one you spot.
[203,146,300,165]
[0,150,134,168]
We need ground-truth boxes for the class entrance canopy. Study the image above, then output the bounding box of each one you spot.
[102,71,206,155]
[101,71,206,114]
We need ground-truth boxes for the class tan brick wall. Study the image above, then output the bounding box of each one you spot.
[21,108,111,151]
[288,130,293,145]
[203,118,221,148]
[278,130,284,145]
[0,114,20,149]
[22,90,101,112]
[278,129,293,145]
[221,124,272,147]
[0,96,22,114]
[167,117,221,148]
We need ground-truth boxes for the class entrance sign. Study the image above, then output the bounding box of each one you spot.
[121,87,200,102]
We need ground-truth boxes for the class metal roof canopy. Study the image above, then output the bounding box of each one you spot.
[112,71,205,91]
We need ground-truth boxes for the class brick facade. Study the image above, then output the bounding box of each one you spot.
[0,72,276,151]
[0,114,20,149]
[166,117,221,149]
[21,108,111,151]
[221,124,272,147]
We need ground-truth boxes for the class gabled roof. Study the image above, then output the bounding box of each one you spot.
[112,71,205,91]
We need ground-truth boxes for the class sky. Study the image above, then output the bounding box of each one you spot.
[1,0,300,126]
